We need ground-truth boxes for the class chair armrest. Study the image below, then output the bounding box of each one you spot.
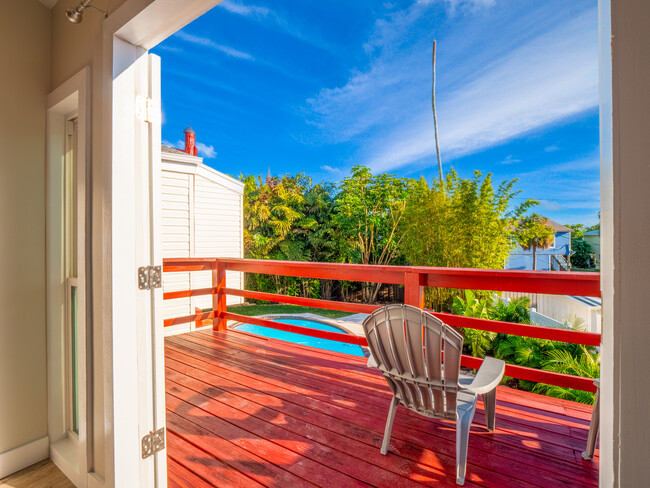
[462,356,505,395]
[367,353,378,368]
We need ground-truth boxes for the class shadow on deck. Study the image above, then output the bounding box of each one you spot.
[165,329,599,488]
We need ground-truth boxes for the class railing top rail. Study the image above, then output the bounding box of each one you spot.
[162,257,601,297]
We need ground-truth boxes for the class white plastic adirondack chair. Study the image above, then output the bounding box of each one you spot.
[362,304,506,485]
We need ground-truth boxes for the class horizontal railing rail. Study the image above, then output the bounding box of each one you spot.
[162,257,601,393]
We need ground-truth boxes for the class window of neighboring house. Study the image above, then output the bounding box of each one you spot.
[65,117,79,435]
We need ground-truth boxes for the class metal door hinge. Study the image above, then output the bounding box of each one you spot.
[141,427,165,459]
[138,265,162,290]
[136,95,158,123]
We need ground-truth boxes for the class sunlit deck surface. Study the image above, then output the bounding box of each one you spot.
[165,329,599,488]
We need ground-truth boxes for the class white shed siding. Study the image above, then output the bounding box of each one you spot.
[160,156,244,336]
[193,174,243,311]
[161,171,192,325]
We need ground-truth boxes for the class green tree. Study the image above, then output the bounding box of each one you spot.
[532,345,600,404]
[241,173,316,296]
[565,224,593,269]
[452,290,496,357]
[334,165,413,302]
[402,169,535,310]
[514,213,555,271]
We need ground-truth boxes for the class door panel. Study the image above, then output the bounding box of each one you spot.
[112,40,165,487]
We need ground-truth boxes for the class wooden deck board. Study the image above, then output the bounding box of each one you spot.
[166,329,599,488]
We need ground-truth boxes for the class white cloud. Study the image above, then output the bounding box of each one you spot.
[306,3,598,174]
[320,165,341,173]
[499,155,521,165]
[368,11,598,172]
[196,142,218,158]
[162,139,184,149]
[158,45,183,53]
[219,1,336,52]
[544,145,560,152]
[220,1,270,18]
[174,31,254,60]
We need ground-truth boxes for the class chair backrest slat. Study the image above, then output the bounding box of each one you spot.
[363,304,463,419]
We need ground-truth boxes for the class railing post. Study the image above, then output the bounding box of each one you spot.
[404,271,424,309]
[212,260,227,331]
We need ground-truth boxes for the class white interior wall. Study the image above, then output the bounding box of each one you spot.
[51,0,131,480]
[0,0,51,475]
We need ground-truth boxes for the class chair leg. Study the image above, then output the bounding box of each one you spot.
[482,389,497,431]
[582,384,600,460]
[456,407,476,486]
[380,396,399,455]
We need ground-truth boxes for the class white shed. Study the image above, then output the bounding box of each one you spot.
[160,136,244,335]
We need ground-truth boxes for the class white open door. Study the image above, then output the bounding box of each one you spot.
[112,41,166,487]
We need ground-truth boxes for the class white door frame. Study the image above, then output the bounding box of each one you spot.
[101,1,224,486]
[46,67,91,487]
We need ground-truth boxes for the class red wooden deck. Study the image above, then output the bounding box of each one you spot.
[165,329,599,488]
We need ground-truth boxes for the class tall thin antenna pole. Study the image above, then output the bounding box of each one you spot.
[432,40,443,181]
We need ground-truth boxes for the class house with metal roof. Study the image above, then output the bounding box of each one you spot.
[505,219,573,271]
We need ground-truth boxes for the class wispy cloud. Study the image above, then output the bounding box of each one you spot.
[544,145,560,152]
[219,1,337,52]
[174,30,254,60]
[162,138,218,159]
[196,142,217,158]
[499,155,521,165]
[157,45,183,53]
[320,165,341,173]
[220,1,270,18]
[162,139,184,149]
[306,2,598,173]
[418,0,496,15]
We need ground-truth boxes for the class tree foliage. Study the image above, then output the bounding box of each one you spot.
[565,224,594,269]
[514,213,555,270]
[334,165,414,302]
[402,170,535,310]
[451,294,599,404]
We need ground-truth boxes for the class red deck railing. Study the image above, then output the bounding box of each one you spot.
[162,257,601,393]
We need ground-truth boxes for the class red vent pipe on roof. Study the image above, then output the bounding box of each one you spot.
[184,126,198,156]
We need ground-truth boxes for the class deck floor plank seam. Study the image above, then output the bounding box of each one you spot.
[167,335,596,457]
[165,337,595,468]
[165,362,591,488]
[177,331,595,427]
[166,330,599,488]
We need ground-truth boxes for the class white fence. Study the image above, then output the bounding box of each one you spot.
[501,292,602,333]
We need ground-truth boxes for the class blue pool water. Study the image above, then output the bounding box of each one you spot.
[235,318,365,357]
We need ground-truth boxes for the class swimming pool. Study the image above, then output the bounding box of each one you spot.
[235,317,366,357]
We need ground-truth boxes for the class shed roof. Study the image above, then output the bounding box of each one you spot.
[161,144,188,155]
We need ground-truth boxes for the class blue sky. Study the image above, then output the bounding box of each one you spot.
[153,0,600,226]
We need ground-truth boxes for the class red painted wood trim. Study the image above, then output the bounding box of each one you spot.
[221,312,369,346]
[214,262,227,331]
[460,355,598,393]
[164,311,216,328]
[432,312,601,347]
[163,287,216,300]
[217,259,408,285]
[404,272,424,308]
[223,288,379,314]
[167,258,600,297]
[219,289,600,345]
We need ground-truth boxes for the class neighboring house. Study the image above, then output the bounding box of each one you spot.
[583,229,601,268]
[506,219,573,271]
[161,128,244,336]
